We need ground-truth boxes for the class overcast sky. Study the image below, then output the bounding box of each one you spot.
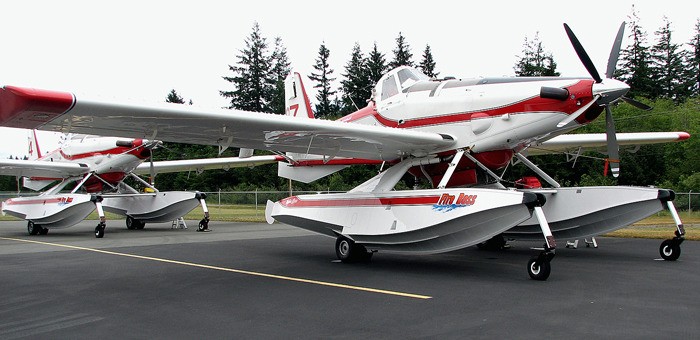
[1,0,698,158]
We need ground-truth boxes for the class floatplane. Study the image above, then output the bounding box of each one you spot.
[0,131,279,237]
[0,23,689,279]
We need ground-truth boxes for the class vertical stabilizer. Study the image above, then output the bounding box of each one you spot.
[28,130,42,160]
[284,72,315,119]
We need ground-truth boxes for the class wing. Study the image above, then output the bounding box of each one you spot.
[0,159,88,178]
[526,132,690,156]
[134,155,282,175]
[0,86,455,161]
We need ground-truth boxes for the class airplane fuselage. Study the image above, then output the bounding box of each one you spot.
[338,67,603,186]
[35,135,151,192]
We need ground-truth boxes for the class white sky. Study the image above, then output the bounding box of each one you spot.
[1,0,698,158]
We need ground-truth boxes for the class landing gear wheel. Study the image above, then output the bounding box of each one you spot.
[95,223,106,238]
[336,237,354,262]
[126,216,145,230]
[39,227,49,235]
[126,216,136,230]
[659,239,681,261]
[335,237,372,263]
[527,256,551,281]
[27,222,42,236]
[27,221,39,235]
[197,218,210,232]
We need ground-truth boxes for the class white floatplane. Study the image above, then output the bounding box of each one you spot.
[0,23,689,279]
[0,132,279,237]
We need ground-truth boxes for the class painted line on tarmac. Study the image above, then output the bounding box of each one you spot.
[0,237,432,300]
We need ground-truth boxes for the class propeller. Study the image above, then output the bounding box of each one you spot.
[564,23,602,83]
[144,140,162,187]
[563,22,652,177]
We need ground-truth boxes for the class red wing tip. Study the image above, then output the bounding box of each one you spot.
[678,132,691,140]
[0,85,74,129]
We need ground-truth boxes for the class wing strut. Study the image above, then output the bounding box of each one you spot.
[437,149,465,189]
[514,153,561,188]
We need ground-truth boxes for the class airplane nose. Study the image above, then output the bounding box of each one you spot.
[592,78,629,105]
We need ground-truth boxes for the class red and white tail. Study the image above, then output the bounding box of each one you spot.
[27,129,42,160]
[284,72,315,119]
[278,72,349,183]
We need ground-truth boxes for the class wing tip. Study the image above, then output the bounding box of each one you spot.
[678,132,691,141]
[0,85,74,129]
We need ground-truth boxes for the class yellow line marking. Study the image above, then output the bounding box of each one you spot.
[0,237,431,300]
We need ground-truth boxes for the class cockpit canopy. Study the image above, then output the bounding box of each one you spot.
[374,66,430,102]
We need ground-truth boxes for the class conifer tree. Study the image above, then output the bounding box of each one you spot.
[309,42,337,118]
[418,44,439,78]
[366,42,387,85]
[650,16,686,100]
[165,89,185,104]
[340,43,371,113]
[683,19,700,97]
[513,32,559,76]
[220,22,273,112]
[270,36,291,114]
[615,7,655,99]
[388,32,414,69]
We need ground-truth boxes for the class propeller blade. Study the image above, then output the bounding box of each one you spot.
[149,154,156,186]
[605,106,620,178]
[564,23,603,83]
[621,96,652,111]
[556,95,600,128]
[606,22,626,79]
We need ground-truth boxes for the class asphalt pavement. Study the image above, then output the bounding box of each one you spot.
[0,220,697,339]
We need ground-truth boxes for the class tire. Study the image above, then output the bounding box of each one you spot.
[527,256,551,281]
[659,239,681,261]
[95,225,105,238]
[39,227,49,235]
[126,216,144,230]
[126,216,136,230]
[27,222,41,236]
[198,219,208,232]
[336,237,354,262]
[335,237,372,263]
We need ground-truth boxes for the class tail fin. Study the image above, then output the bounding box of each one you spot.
[278,72,349,182]
[28,130,42,160]
[284,72,315,119]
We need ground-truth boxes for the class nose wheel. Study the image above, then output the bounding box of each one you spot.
[659,235,683,261]
[527,251,554,281]
[95,222,106,238]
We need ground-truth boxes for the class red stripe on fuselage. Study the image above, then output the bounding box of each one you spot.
[342,80,594,128]
[279,195,441,208]
[59,139,147,161]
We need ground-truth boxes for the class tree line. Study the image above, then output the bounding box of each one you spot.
[3,8,699,195]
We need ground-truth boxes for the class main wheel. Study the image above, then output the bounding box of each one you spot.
[126,216,136,230]
[95,224,105,238]
[126,216,144,230]
[27,222,41,235]
[39,227,49,235]
[336,237,354,262]
[659,239,681,261]
[527,256,551,281]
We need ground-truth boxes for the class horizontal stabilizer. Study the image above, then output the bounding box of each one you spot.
[278,162,348,183]
[23,178,57,191]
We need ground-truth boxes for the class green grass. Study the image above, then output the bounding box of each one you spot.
[2,204,697,240]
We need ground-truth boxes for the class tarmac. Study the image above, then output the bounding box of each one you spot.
[0,219,698,339]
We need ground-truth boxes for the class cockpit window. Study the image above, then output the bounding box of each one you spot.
[377,67,430,102]
[397,68,422,89]
[381,75,399,101]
